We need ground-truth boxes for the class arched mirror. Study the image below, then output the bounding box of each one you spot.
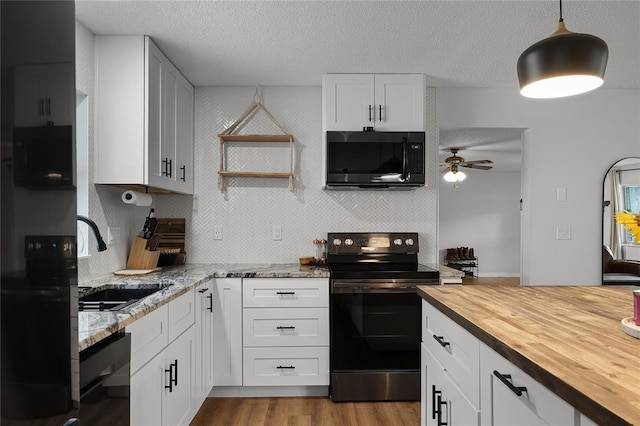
[602,157,640,285]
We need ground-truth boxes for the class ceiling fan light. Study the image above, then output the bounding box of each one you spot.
[517,21,608,99]
[456,171,467,181]
[443,170,466,183]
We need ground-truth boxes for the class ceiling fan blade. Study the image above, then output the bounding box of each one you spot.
[461,164,493,170]
[441,166,452,174]
[462,159,493,165]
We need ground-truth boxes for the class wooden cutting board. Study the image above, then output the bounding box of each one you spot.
[156,218,186,265]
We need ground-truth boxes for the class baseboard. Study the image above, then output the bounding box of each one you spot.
[209,386,329,398]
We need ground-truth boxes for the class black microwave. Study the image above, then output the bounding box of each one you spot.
[325,131,425,189]
[13,126,74,189]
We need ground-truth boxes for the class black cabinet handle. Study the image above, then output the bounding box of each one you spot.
[162,158,169,176]
[276,291,295,295]
[433,334,450,348]
[180,165,186,182]
[198,288,209,294]
[165,361,177,392]
[493,370,527,396]
[207,293,213,312]
[167,158,172,178]
[368,105,372,122]
[276,365,295,369]
[431,385,440,420]
[276,326,296,330]
[379,104,382,122]
[437,392,448,426]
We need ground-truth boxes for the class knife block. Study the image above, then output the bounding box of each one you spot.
[126,236,161,270]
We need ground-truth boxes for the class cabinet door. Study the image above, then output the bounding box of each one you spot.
[14,63,73,127]
[174,74,194,194]
[374,74,425,131]
[162,326,195,426]
[45,63,74,126]
[323,74,375,131]
[212,278,243,386]
[131,356,163,426]
[194,281,215,404]
[146,37,166,189]
[422,345,479,426]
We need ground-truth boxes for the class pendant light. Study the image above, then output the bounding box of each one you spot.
[517,0,608,99]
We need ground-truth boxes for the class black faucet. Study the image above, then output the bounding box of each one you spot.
[77,215,108,252]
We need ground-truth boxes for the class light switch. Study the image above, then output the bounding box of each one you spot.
[556,187,567,202]
[272,225,282,241]
[107,227,120,245]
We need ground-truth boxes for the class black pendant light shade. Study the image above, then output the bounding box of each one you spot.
[517,2,608,99]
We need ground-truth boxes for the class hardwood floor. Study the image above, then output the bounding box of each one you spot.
[462,276,520,286]
[190,397,421,426]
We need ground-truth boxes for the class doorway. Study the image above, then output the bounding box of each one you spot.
[437,127,524,281]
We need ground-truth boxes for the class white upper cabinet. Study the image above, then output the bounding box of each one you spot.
[95,35,194,194]
[14,63,74,127]
[323,73,425,132]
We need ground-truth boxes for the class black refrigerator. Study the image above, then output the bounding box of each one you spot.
[1,1,79,424]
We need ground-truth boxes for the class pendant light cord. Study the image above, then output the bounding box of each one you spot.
[559,0,564,22]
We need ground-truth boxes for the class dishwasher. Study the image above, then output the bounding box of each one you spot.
[79,331,131,425]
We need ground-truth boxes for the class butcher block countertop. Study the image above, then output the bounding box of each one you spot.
[417,285,640,426]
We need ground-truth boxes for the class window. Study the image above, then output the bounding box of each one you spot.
[623,185,640,244]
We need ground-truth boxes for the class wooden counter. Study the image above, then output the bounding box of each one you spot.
[417,285,640,426]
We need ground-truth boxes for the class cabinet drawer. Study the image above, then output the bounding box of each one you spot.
[168,290,195,342]
[243,308,329,347]
[422,300,480,408]
[480,342,574,426]
[243,278,329,308]
[243,347,329,386]
[128,304,169,374]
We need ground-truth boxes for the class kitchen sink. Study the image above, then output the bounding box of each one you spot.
[79,283,172,311]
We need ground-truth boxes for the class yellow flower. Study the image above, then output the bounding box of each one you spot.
[615,211,640,243]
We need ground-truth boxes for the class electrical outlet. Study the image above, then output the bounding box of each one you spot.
[213,225,223,240]
[107,226,121,245]
[556,226,571,240]
[272,225,282,241]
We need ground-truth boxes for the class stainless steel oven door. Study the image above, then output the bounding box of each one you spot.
[330,279,424,401]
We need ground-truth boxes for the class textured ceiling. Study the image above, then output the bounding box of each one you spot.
[75,0,640,89]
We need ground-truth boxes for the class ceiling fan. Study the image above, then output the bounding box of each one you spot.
[440,148,494,175]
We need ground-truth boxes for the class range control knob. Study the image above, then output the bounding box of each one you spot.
[405,238,414,246]
[344,238,353,246]
[332,238,342,246]
[394,238,403,246]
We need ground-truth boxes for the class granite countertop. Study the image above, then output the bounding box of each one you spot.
[417,285,640,426]
[79,263,329,351]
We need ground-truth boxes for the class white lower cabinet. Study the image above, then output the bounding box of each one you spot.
[422,300,582,426]
[194,280,215,406]
[422,343,479,426]
[479,342,574,426]
[128,290,196,426]
[243,346,330,386]
[212,278,243,386]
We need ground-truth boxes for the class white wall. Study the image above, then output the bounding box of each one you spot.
[439,170,521,276]
[437,88,640,285]
[156,86,439,265]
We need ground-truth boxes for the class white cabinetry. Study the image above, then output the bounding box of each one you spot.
[212,278,243,386]
[421,299,580,426]
[322,74,425,131]
[14,63,73,126]
[242,278,329,387]
[194,280,215,404]
[128,290,196,426]
[95,35,194,194]
[479,342,574,426]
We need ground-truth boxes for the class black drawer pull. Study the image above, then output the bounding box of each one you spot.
[493,370,527,396]
[276,291,295,295]
[207,293,213,312]
[180,165,186,182]
[433,334,450,348]
[198,288,209,293]
[379,104,382,122]
[276,326,296,330]
[164,360,178,392]
[276,365,295,369]
[368,105,372,122]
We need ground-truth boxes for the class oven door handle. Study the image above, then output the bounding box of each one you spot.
[332,281,417,294]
